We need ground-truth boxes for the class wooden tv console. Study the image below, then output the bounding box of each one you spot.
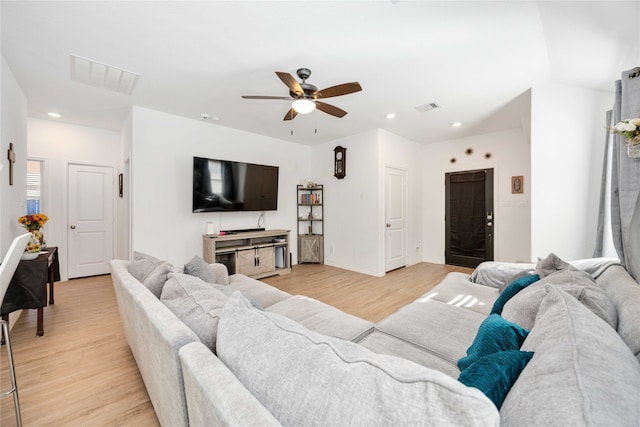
[202,229,291,279]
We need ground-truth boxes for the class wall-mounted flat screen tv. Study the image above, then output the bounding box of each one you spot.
[193,157,279,212]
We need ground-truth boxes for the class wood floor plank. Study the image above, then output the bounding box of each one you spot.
[1,262,470,426]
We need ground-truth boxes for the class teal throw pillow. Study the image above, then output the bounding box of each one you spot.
[491,274,540,315]
[458,314,529,371]
[458,350,534,409]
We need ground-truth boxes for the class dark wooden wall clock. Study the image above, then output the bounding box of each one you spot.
[334,146,346,179]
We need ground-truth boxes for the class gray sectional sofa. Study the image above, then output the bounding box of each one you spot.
[109,253,640,426]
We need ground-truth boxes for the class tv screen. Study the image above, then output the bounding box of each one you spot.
[193,157,279,212]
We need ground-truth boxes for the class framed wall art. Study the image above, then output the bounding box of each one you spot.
[511,176,524,194]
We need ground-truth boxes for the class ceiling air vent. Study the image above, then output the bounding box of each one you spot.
[70,54,140,95]
[415,102,440,113]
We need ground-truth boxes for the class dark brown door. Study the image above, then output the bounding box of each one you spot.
[445,169,494,268]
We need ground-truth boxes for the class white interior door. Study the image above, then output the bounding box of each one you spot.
[385,167,407,272]
[68,164,114,278]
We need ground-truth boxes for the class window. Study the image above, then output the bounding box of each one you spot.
[26,159,44,214]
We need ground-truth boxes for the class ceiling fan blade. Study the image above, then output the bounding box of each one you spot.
[241,95,292,100]
[283,108,298,121]
[315,101,347,118]
[315,82,362,99]
[276,72,304,96]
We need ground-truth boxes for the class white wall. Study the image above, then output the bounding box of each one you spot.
[1,56,28,255]
[530,83,613,260]
[422,127,532,264]
[310,130,382,276]
[130,106,311,267]
[1,56,28,328]
[27,118,121,280]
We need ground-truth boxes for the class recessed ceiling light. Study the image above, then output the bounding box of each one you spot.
[385,113,396,119]
[452,122,462,127]
[201,113,210,120]
[48,112,61,118]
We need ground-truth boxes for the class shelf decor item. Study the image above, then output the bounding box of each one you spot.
[610,117,640,158]
[17,213,49,247]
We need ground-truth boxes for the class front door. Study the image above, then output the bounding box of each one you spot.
[385,166,407,272]
[68,164,115,278]
[445,169,494,268]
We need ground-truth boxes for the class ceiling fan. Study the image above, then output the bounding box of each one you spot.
[241,68,362,121]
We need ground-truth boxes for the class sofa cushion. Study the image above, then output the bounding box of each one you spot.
[129,255,173,298]
[160,273,228,352]
[266,295,373,342]
[420,272,499,316]
[228,274,290,308]
[490,274,540,315]
[184,255,217,284]
[458,350,534,410]
[217,293,500,427]
[375,299,486,366]
[501,287,640,426]
[457,314,529,371]
[501,268,617,330]
[359,331,461,378]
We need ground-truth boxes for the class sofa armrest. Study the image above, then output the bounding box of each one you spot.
[179,342,282,427]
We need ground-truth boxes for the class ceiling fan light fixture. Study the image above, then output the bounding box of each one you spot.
[292,99,316,114]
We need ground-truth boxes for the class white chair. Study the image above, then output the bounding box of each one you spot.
[0,232,31,427]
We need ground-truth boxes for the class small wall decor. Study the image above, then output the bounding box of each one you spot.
[485,152,492,159]
[7,142,16,185]
[511,176,524,194]
[334,146,346,179]
[118,173,124,197]
[450,157,457,163]
[465,148,474,155]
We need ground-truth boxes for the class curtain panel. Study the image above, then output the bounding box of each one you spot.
[598,68,640,280]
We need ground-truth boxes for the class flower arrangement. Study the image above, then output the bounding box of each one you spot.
[610,118,640,145]
[17,213,49,231]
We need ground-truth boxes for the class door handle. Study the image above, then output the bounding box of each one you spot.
[386,223,391,228]
[70,225,76,229]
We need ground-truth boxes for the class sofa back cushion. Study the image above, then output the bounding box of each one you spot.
[500,286,640,426]
[217,293,500,427]
[595,264,640,363]
[160,273,228,352]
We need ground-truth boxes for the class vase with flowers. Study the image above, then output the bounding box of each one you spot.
[610,117,640,158]
[17,213,49,251]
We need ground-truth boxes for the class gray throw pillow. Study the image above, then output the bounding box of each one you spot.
[129,256,173,298]
[502,270,618,330]
[160,273,229,352]
[536,253,571,279]
[184,255,217,284]
[217,293,500,426]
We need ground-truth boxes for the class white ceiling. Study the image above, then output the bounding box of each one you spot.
[2,1,639,145]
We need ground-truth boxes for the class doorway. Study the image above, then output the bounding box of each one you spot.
[67,163,115,278]
[445,168,494,268]
[385,166,407,272]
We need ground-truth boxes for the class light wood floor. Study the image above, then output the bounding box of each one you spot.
[1,262,470,426]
